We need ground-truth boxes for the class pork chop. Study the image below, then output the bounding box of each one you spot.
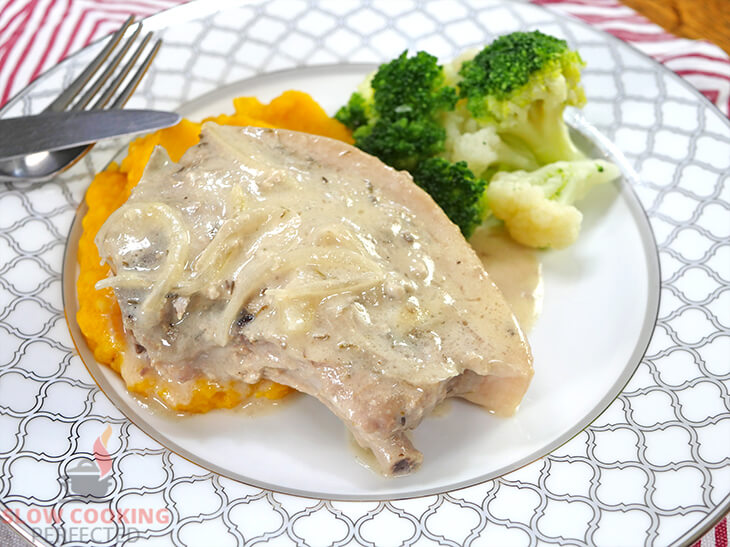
[95,123,534,475]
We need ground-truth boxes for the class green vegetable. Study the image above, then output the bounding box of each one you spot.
[458,30,586,166]
[335,33,620,249]
[412,158,487,238]
[335,92,369,130]
[336,51,457,171]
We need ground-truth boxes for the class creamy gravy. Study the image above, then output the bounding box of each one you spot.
[93,125,536,475]
[431,398,452,417]
[347,432,382,474]
[133,389,294,419]
[123,346,297,417]
[469,225,542,331]
[346,431,417,476]
[97,125,532,391]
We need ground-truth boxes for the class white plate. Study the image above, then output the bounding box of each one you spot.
[63,63,658,502]
[1,1,728,545]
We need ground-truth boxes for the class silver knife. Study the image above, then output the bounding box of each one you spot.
[0,109,182,160]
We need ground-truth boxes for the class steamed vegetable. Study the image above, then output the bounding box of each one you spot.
[337,31,620,248]
[336,51,457,171]
[486,160,620,249]
[456,30,586,167]
[412,158,487,238]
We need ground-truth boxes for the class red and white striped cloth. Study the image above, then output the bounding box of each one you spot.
[1,0,729,115]
[702,519,729,547]
[0,0,184,106]
[0,1,727,546]
[533,0,730,116]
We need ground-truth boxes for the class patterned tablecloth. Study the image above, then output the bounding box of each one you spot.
[0,1,727,546]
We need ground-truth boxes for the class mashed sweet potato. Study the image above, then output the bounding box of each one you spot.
[77,91,352,412]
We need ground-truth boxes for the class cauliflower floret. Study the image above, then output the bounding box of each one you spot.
[442,108,539,174]
[486,159,620,249]
[442,48,479,88]
[487,180,582,248]
[448,125,500,175]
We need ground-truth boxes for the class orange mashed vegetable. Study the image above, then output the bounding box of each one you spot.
[77,91,352,413]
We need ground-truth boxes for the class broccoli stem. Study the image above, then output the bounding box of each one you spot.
[500,100,585,165]
[494,137,540,172]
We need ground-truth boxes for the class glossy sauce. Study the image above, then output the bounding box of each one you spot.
[431,398,452,417]
[123,345,298,418]
[98,125,533,394]
[347,431,419,476]
[469,225,543,331]
[347,432,381,474]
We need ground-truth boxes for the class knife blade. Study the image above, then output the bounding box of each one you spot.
[0,109,182,159]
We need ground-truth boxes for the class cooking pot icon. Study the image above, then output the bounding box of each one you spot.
[65,458,113,498]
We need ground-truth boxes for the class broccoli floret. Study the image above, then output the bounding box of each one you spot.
[335,73,374,131]
[335,35,612,248]
[458,31,586,166]
[336,51,457,171]
[335,92,369,130]
[486,160,620,249]
[412,157,487,238]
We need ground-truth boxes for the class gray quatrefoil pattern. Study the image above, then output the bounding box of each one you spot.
[0,1,728,545]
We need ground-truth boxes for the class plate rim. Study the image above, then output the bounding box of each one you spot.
[60,62,662,502]
[554,9,730,545]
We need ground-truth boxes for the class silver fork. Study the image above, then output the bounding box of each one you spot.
[0,16,161,183]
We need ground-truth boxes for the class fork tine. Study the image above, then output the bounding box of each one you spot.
[44,15,135,113]
[110,39,162,109]
[90,33,153,110]
[71,26,141,111]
